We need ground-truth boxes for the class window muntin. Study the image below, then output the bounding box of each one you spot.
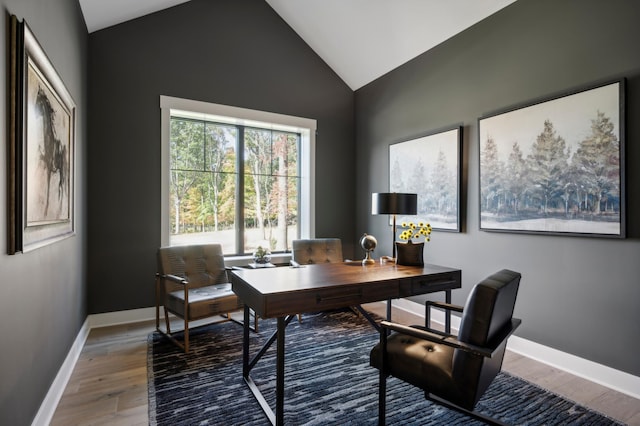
[243,128,300,253]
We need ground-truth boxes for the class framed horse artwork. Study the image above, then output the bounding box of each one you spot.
[8,16,76,254]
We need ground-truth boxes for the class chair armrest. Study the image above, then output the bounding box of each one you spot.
[425,300,464,333]
[426,300,464,313]
[380,318,522,358]
[159,273,188,286]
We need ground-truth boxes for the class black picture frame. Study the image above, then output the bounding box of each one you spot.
[8,16,76,254]
[389,125,462,232]
[478,79,625,238]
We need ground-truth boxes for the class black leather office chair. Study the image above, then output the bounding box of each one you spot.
[370,269,522,425]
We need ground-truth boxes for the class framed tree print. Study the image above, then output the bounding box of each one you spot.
[389,125,462,232]
[478,79,625,237]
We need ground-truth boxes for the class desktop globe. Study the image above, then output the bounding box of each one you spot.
[360,233,377,265]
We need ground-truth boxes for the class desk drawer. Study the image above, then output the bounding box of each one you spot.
[314,286,363,308]
[266,280,397,316]
[400,271,461,297]
[313,281,395,309]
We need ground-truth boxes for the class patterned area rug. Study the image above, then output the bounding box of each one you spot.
[148,310,622,425]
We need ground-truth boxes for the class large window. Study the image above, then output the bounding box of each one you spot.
[160,96,316,256]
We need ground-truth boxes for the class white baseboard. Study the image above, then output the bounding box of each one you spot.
[391,298,640,400]
[507,336,640,400]
[88,307,157,328]
[31,318,90,426]
[35,300,640,425]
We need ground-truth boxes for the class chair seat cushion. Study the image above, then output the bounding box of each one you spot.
[166,283,241,320]
[370,328,465,404]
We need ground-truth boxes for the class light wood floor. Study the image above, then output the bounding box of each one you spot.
[51,304,640,425]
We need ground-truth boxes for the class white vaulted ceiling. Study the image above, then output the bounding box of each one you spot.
[79,0,517,90]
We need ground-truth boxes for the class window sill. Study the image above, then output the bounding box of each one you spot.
[225,253,292,268]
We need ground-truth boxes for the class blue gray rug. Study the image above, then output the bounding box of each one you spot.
[148,310,622,425]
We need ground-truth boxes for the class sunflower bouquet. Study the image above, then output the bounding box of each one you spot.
[398,221,432,243]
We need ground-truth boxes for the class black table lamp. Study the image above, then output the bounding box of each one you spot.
[371,192,417,260]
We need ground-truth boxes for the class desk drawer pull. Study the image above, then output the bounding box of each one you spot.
[415,279,457,287]
[316,289,363,303]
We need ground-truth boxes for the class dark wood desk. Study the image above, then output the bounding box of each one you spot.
[230,262,461,425]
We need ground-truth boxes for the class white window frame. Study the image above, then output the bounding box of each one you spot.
[160,95,316,261]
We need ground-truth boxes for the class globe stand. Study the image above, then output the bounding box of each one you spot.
[362,249,375,265]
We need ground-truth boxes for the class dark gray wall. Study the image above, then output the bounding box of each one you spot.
[0,0,88,424]
[87,0,355,313]
[356,0,640,376]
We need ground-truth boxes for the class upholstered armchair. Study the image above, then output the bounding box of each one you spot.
[291,238,344,321]
[370,269,522,425]
[155,243,243,353]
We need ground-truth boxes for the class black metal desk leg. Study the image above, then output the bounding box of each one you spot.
[445,290,451,334]
[276,316,285,425]
[243,305,250,377]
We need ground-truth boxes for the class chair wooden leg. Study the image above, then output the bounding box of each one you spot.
[183,286,189,353]
[297,314,302,323]
[164,307,171,333]
[155,276,161,329]
[183,316,189,353]
[155,304,159,329]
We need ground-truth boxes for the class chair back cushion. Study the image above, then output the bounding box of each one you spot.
[452,269,521,408]
[292,238,343,264]
[158,243,229,288]
[457,269,521,347]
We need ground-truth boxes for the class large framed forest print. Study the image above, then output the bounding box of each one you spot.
[478,79,625,238]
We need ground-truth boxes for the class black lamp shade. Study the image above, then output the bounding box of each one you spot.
[371,193,417,215]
